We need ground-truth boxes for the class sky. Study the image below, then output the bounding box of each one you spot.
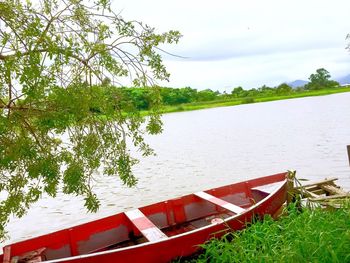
[113,0,350,92]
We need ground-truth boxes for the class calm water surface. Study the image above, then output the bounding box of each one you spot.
[3,92,350,246]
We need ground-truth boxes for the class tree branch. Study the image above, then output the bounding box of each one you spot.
[22,119,46,154]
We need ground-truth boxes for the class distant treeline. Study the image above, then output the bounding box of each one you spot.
[106,68,340,110]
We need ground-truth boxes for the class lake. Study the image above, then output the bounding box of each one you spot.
[2,92,350,247]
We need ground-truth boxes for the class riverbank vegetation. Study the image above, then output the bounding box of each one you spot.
[187,203,350,263]
[113,68,349,114]
[159,86,350,113]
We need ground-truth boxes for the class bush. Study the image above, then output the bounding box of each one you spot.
[241,97,255,104]
[193,204,350,263]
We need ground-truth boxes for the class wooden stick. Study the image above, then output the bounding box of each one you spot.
[308,188,326,195]
[310,194,350,201]
[347,145,350,166]
[287,171,296,205]
[304,190,320,199]
[320,184,348,195]
[294,178,338,189]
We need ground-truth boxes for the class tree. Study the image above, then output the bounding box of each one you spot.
[306,68,338,90]
[197,89,219,101]
[159,87,196,105]
[231,86,244,97]
[122,88,151,110]
[258,85,274,96]
[247,88,259,97]
[276,83,292,95]
[178,87,197,104]
[0,0,181,240]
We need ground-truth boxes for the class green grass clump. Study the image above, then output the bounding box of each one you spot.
[241,97,255,104]
[193,204,350,263]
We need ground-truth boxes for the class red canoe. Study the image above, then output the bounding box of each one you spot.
[1,172,288,263]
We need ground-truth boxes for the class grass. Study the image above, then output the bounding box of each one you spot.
[187,203,350,263]
[160,87,350,114]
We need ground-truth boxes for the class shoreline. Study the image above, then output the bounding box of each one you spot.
[156,87,350,114]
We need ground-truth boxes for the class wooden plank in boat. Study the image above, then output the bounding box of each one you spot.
[125,209,168,242]
[194,191,245,214]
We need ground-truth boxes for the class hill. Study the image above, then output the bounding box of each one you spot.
[288,80,309,88]
[288,74,350,88]
[336,74,350,85]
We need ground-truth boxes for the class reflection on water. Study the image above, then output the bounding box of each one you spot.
[2,92,350,247]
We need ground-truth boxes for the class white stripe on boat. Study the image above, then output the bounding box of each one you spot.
[194,191,246,214]
[125,209,168,242]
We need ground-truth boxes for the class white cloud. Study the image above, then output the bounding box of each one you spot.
[112,0,350,90]
[161,47,349,90]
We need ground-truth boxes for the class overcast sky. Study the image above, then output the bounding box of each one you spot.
[113,0,350,91]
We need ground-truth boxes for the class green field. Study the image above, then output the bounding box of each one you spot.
[160,87,350,114]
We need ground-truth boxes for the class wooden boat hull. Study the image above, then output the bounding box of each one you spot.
[1,172,288,263]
